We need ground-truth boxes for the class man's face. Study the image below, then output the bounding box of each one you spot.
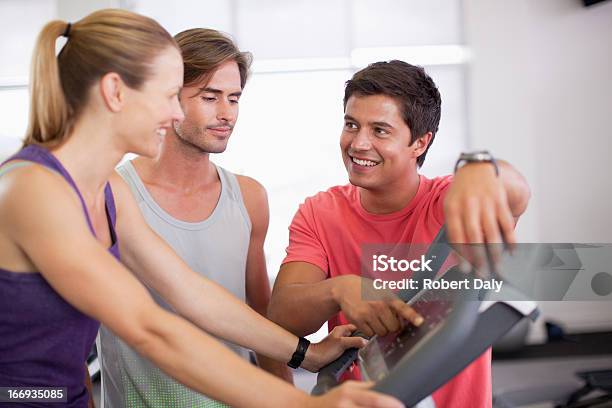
[173,59,242,153]
[340,94,419,190]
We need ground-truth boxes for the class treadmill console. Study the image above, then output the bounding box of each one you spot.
[359,267,477,382]
[359,297,454,381]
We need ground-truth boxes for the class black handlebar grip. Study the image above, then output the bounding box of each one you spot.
[311,330,368,395]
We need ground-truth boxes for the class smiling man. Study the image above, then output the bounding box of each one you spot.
[97,28,291,408]
[268,60,531,407]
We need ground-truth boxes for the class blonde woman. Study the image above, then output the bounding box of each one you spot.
[0,9,403,408]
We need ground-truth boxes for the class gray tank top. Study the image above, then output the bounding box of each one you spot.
[98,160,252,408]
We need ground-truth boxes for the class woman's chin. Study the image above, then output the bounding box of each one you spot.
[147,145,162,158]
[146,137,164,157]
[131,143,160,159]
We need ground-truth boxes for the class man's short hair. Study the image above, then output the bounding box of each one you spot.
[174,28,252,90]
[343,60,442,167]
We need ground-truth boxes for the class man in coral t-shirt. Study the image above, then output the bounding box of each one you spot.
[268,60,530,407]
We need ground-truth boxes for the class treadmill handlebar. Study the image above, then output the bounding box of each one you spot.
[479,300,539,321]
[311,331,369,396]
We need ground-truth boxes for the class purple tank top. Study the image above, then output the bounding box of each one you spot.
[0,145,120,407]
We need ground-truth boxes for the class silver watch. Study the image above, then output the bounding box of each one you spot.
[454,150,499,176]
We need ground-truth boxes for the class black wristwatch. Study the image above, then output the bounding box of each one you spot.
[454,150,499,176]
[287,337,310,369]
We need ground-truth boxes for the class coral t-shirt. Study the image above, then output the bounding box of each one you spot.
[282,175,492,408]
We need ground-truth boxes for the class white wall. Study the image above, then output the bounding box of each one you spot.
[465,0,612,338]
[0,0,119,156]
[0,0,56,156]
[0,0,56,79]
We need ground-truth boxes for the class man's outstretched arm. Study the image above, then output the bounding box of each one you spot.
[269,262,422,338]
[269,262,341,337]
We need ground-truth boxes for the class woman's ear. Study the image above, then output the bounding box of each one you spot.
[98,72,126,113]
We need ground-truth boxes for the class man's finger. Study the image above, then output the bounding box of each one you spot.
[462,200,486,271]
[498,201,517,249]
[446,202,473,272]
[390,299,423,327]
[366,309,389,337]
[331,324,357,337]
[482,206,503,273]
[445,202,466,244]
[462,198,483,242]
[341,336,368,350]
[375,302,402,333]
[353,319,374,338]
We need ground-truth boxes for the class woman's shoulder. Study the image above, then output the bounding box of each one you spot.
[0,162,81,219]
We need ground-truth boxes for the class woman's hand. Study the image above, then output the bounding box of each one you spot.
[301,324,367,372]
[306,381,404,408]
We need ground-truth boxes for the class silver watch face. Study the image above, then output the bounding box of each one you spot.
[460,150,493,162]
[455,150,498,176]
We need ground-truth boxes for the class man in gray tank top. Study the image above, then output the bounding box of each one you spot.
[97,28,292,408]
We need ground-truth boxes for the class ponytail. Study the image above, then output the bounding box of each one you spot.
[24,20,72,147]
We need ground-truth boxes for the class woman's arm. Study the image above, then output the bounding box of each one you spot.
[1,166,308,406]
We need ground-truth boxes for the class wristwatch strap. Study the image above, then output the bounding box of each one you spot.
[287,337,310,369]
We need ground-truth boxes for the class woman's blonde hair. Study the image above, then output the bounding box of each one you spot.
[24,9,177,148]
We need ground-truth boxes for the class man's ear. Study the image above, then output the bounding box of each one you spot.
[99,72,126,113]
[411,132,433,158]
